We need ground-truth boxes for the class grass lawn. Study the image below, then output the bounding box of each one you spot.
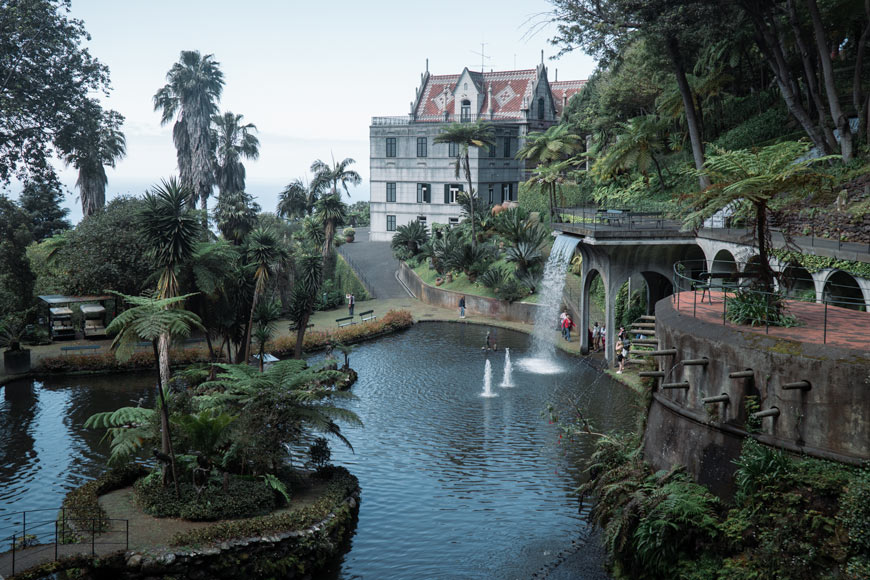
[410,259,541,304]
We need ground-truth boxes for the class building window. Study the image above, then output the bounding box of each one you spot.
[488,184,495,204]
[386,182,396,202]
[538,97,545,120]
[386,137,396,158]
[448,142,459,157]
[417,137,427,157]
[488,143,496,158]
[443,183,463,203]
[417,216,427,228]
[461,99,471,122]
[417,183,431,203]
[503,136,511,158]
[449,217,459,226]
[387,215,396,231]
[501,183,511,203]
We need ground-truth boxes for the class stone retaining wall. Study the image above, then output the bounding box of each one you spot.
[398,262,541,324]
[643,297,870,498]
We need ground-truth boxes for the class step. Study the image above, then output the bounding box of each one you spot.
[639,315,656,321]
[631,322,656,329]
[632,339,659,346]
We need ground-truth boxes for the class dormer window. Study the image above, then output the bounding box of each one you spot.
[461,99,471,123]
[464,83,468,90]
[538,97,545,120]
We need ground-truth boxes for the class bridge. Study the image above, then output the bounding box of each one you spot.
[552,207,870,361]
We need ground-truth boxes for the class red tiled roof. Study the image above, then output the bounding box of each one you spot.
[551,80,587,116]
[413,68,585,122]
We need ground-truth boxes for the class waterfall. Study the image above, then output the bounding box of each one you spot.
[500,348,514,388]
[519,234,581,374]
[481,359,496,398]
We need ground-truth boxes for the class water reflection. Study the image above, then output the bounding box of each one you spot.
[329,323,636,579]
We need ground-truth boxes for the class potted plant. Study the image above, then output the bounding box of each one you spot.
[1,312,32,375]
[343,227,356,243]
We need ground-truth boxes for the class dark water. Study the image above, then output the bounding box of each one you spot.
[0,373,156,533]
[326,323,638,579]
[0,323,638,578]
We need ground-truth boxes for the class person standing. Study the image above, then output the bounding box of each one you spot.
[615,338,625,374]
[459,296,466,319]
[592,322,601,351]
[348,293,355,316]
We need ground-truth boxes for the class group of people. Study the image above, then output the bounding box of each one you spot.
[559,310,576,341]
[346,293,355,316]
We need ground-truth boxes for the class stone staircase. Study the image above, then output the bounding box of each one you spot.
[627,315,657,365]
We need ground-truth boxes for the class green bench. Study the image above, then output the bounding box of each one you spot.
[358,310,376,322]
[336,316,356,328]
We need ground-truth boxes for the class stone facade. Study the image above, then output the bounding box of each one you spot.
[370,64,585,242]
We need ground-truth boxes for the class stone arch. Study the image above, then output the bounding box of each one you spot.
[580,267,604,354]
[641,271,674,313]
[711,249,738,275]
[824,270,867,311]
[781,264,816,301]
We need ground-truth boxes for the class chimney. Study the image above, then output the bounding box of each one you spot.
[555,69,558,82]
[487,83,493,118]
[426,58,429,73]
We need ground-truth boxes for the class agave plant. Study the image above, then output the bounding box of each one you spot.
[390,219,429,257]
[478,266,507,290]
[505,241,544,276]
[443,242,494,282]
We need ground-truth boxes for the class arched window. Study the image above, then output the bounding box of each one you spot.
[461,99,471,122]
[537,97,545,120]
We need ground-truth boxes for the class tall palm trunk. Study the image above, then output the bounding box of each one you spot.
[152,341,180,498]
[294,308,313,359]
[666,36,709,189]
[158,333,172,398]
[243,290,260,365]
[755,201,775,292]
[463,153,476,248]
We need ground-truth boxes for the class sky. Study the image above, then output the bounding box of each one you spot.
[14,0,597,223]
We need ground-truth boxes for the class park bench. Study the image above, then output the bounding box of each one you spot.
[358,310,376,322]
[597,209,625,226]
[697,272,754,303]
[629,212,664,228]
[60,344,101,354]
[336,316,356,328]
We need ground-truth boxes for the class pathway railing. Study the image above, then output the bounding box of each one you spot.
[554,205,681,232]
[671,259,868,344]
[0,507,129,576]
[337,250,376,299]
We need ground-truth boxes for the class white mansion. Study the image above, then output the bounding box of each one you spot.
[368,62,585,241]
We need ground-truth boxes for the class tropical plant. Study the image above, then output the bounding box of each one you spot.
[211,111,259,196]
[686,141,834,291]
[55,99,126,217]
[726,290,798,328]
[288,254,323,358]
[242,227,288,363]
[213,190,260,245]
[153,50,225,216]
[443,242,495,282]
[524,159,578,222]
[314,192,347,266]
[310,156,362,199]
[505,241,545,277]
[433,122,496,248]
[491,206,532,244]
[516,124,584,219]
[84,405,158,465]
[252,299,281,372]
[514,270,542,295]
[391,219,429,257]
[332,343,357,370]
[0,311,30,351]
[593,114,667,188]
[277,178,317,219]
[195,360,362,474]
[106,292,204,496]
[478,266,507,290]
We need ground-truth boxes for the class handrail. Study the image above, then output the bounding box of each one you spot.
[0,507,129,576]
[672,258,869,344]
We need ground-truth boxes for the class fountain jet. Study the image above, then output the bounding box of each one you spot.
[500,348,514,388]
[481,359,497,397]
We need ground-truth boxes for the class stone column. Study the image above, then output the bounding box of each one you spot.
[579,263,590,355]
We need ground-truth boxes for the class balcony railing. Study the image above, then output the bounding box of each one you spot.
[371,112,530,126]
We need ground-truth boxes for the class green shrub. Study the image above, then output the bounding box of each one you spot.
[268,309,413,356]
[495,276,529,302]
[134,471,276,521]
[726,290,798,327]
[170,467,359,546]
[314,279,344,311]
[479,266,507,290]
[842,468,870,568]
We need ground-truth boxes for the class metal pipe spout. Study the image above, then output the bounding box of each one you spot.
[751,407,780,419]
[682,358,709,366]
[702,394,730,404]
[641,349,678,357]
[639,371,665,378]
[781,380,811,391]
[661,381,690,389]
[728,370,754,379]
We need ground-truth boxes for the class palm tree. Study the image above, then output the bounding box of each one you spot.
[310,156,362,199]
[516,124,583,220]
[288,254,323,359]
[593,115,667,189]
[212,111,259,196]
[314,192,347,264]
[391,219,429,256]
[153,51,224,218]
[106,292,203,497]
[524,160,577,222]
[433,122,495,248]
[213,190,260,245]
[56,99,126,217]
[139,178,203,386]
[242,227,288,364]
[277,178,317,219]
[252,299,281,372]
[686,141,834,291]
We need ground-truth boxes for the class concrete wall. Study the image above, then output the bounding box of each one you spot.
[643,297,870,498]
[398,261,540,324]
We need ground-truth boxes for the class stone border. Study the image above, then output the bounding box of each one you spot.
[398,261,541,324]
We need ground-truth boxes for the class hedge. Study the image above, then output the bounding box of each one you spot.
[60,464,148,537]
[170,466,359,547]
[40,347,209,373]
[268,309,413,356]
[135,472,276,521]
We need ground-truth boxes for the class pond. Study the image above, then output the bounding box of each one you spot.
[0,322,638,579]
